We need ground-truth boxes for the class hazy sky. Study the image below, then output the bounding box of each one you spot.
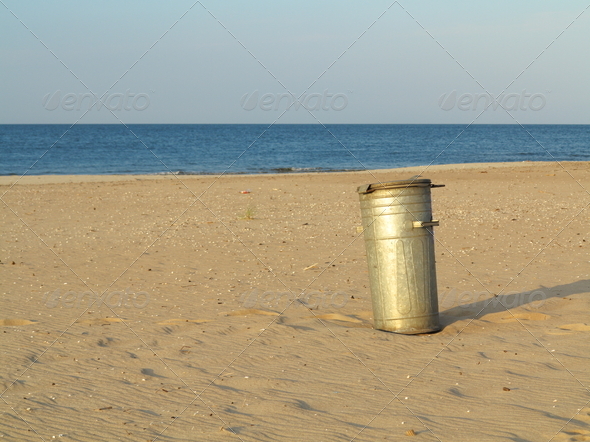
[2,1,589,124]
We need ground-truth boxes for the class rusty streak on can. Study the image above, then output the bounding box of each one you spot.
[357,178,444,334]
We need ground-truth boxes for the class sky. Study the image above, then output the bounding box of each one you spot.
[1,1,589,124]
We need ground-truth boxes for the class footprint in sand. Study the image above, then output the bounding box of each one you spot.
[503,312,551,321]
[301,313,373,328]
[223,309,279,317]
[553,407,590,441]
[554,429,590,441]
[356,310,374,320]
[310,313,362,323]
[0,319,36,326]
[0,380,26,391]
[483,311,551,323]
[558,323,590,332]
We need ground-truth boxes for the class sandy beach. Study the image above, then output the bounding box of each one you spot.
[1,161,589,441]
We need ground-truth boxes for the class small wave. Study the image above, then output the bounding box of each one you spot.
[270,167,321,173]
[268,167,361,174]
[173,170,199,175]
[153,170,205,175]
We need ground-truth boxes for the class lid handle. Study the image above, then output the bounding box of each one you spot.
[357,184,373,194]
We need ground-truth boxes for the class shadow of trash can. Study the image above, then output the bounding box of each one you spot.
[357,178,444,334]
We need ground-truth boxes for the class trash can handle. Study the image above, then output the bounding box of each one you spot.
[413,220,440,228]
[357,184,372,194]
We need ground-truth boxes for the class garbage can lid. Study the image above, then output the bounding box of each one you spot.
[357,178,443,194]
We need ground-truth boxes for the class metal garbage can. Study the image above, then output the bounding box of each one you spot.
[357,178,444,334]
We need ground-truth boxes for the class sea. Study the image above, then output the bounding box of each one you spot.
[0,124,588,176]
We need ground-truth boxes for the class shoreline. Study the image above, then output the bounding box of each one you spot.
[1,160,588,185]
